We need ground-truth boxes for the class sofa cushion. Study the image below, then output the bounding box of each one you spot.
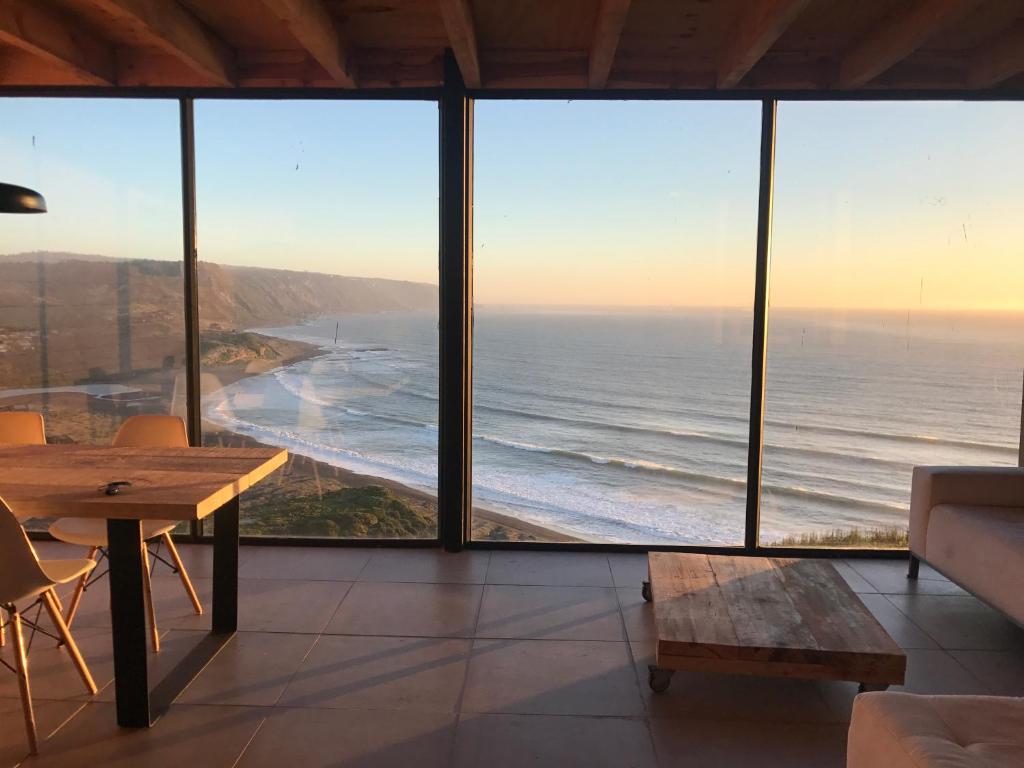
[910,468,1024,557]
[926,504,1024,624]
[848,693,1024,768]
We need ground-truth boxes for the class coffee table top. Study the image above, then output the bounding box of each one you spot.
[648,552,906,685]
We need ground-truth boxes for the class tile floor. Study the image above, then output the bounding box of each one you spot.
[2,544,1022,767]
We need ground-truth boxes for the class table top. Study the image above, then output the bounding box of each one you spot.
[0,444,287,521]
[648,552,906,684]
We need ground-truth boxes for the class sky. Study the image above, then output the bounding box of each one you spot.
[1,97,1022,311]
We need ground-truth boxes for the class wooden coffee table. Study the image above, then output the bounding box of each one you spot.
[642,553,906,693]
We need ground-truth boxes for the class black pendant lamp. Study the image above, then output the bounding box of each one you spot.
[0,183,47,214]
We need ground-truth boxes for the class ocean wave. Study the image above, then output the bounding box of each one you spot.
[486,402,1014,455]
[248,358,977,475]
[477,404,748,445]
[331,365,1015,454]
[764,418,1017,453]
[475,433,740,485]
[273,369,335,408]
[205,405,438,489]
[474,433,905,513]
[475,407,918,469]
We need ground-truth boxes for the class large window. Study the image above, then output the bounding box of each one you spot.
[195,100,439,539]
[3,94,1019,552]
[762,101,1024,548]
[0,99,184,449]
[471,101,762,544]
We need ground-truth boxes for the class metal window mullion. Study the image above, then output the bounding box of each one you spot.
[1019,369,1023,467]
[438,50,474,551]
[744,99,777,553]
[180,98,201,541]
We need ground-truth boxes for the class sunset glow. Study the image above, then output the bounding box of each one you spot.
[2,98,1022,312]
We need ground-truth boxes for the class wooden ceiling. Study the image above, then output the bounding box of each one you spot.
[0,0,1021,92]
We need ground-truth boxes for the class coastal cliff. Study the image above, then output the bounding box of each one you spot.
[0,251,437,388]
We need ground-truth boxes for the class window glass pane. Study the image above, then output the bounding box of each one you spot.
[472,101,761,544]
[0,100,183,439]
[195,100,439,539]
[762,101,1024,549]
[0,98,183,531]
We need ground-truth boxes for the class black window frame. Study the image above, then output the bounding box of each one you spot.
[6,67,1021,558]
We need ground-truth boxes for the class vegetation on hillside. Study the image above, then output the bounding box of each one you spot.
[0,252,437,389]
[767,526,908,549]
[242,485,435,538]
[200,330,305,366]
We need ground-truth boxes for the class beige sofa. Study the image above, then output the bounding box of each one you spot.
[908,466,1024,625]
[848,692,1024,767]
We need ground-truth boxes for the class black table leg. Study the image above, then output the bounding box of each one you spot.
[106,496,241,728]
[107,519,150,728]
[212,496,239,633]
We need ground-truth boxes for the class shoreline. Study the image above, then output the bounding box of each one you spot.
[204,330,584,543]
[206,422,584,543]
[1,320,910,548]
[0,320,583,544]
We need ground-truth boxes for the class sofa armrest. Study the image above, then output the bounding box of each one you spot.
[909,466,1024,557]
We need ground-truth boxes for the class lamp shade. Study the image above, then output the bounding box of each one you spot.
[0,183,47,214]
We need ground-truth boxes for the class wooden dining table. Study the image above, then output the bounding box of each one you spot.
[0,443,287,728]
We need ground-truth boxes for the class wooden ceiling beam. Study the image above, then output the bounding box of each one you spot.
[838,0,982,88]
[437,0,481,87]
[717,0,812,89]
[588,0,631,88]
[967,21,1024,88]
[85,0,235,86]
[0,0,114,85]
[258,0,354,86]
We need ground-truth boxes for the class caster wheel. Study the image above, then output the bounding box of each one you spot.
[641,580,652,602]
[648,665,673,693]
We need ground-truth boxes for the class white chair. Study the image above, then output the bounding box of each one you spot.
[0,498,98,754]
[0,411,53,648]
[49,415,203,653]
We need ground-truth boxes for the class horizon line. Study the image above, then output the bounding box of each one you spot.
[3,251,1021,315]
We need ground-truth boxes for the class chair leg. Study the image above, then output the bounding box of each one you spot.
[161,533,203,615]
[9,606,38,755]
[908,555,920,580]
[64,546,99,628]
[42,590,97,696]
[141,541,160,653]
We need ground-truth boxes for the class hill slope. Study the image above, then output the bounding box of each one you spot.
[0,251,437,388]
[201,262,437,328]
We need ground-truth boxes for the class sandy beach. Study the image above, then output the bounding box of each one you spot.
[201,338,582,543]
[206,426,582,542]
[197,333,585,544]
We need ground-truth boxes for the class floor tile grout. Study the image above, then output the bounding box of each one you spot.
[612,563,663,763]
[11,549,1024,766]
[445,583,490,765]
[228,711,271,768]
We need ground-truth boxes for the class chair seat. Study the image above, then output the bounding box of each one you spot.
[6,559,97,604]
[49,518,178,547]
[925,504,1024,623]
[38,558,96,587]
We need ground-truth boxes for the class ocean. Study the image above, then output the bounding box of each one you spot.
[204,309,1023,544]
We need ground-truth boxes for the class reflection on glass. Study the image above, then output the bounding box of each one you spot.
[471,101,761,544]
[762,102,1024,548]
[0,99,185,444]
[195,100,439,538]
